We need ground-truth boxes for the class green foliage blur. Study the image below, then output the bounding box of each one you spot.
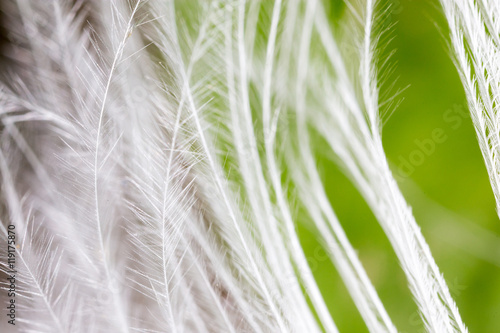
[298,0,500,331]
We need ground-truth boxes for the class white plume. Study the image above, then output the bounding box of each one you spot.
[439,0,500,217]
[0,0,474,332]
[299,1,467,332]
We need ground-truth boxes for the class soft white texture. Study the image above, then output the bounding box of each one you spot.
[439,0,500,218]
[0,0,470,332]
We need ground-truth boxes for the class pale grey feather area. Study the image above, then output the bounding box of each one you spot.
[0,0,471,332]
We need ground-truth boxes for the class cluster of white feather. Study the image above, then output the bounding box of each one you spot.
[0,0,481,332]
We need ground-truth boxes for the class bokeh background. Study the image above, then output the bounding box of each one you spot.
[299,0,500,331]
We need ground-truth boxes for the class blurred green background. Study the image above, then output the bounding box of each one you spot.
[298,0,500,332]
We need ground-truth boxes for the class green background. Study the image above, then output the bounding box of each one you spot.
[299,0,500,332]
